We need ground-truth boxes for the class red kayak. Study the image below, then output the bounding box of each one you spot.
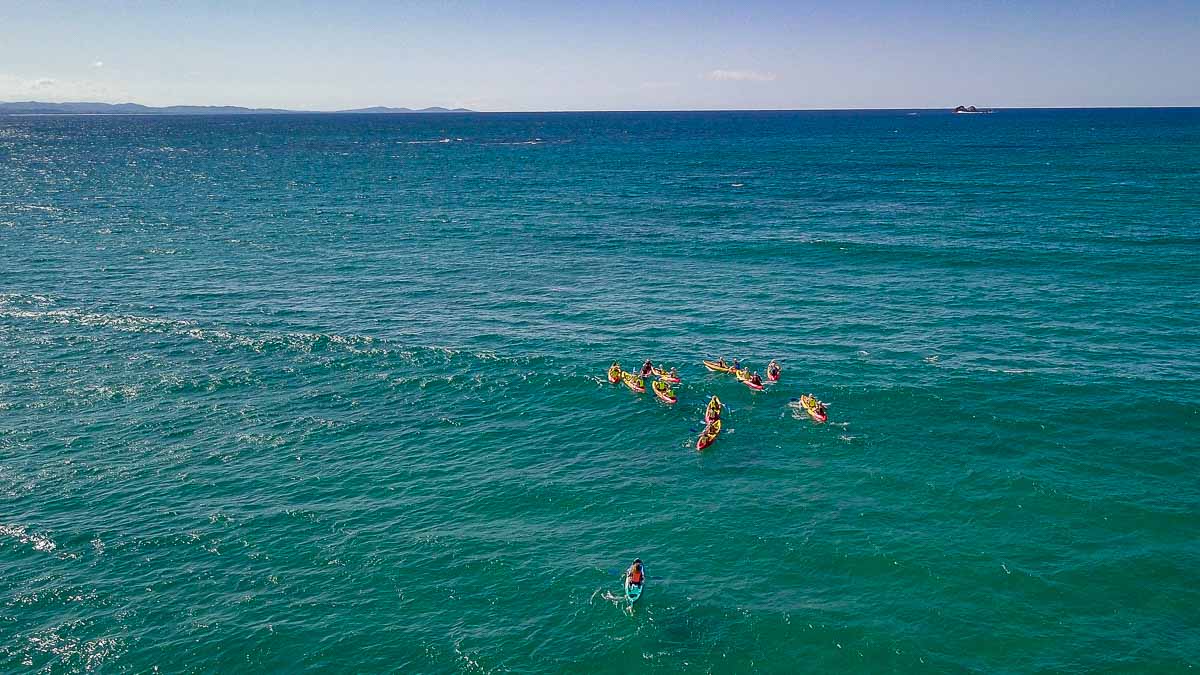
[696,420,722,450]
[736,370,764,391]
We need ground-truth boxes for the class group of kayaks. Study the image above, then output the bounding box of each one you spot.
[607,357,830,454]
[608,360,679,404]
[607,358,829,608]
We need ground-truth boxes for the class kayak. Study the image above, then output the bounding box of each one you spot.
[696,419,722,450]
[652,380,677,404]
[623,372,646,393]
[702,360,736,373]
[652,367,680,384]
[798,394,828,423]
[625,574,643,605]
[734,370,764,390]
[705,396,723,424]
[607,368,622,384]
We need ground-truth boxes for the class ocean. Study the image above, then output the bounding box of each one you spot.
[1,109,1197,672]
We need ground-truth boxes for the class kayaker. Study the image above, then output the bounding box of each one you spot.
[640,360,653,377]
[750,372,763,386]
[768,360,780,377]
[669,367,679,379]
[707,396,721,420]
[627,559,645,586]
[717,357,728,367]
[732,359,740,370]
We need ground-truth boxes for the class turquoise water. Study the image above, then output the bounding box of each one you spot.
[1,109,1198,672]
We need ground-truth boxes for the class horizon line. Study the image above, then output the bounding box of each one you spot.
[3,101,1200,115]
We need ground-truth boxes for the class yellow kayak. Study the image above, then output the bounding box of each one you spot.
[702,360,735,373]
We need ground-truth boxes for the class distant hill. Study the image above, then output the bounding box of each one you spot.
[337,106,473,113]
[0,101,472,115]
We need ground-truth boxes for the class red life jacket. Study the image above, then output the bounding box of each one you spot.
[629,565,644,584]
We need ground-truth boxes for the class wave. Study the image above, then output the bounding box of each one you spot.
[0,523,76,559]
[0,295,555,371]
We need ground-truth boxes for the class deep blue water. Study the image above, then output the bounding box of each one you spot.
[1,109,1198,672]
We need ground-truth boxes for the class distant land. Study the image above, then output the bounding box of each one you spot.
[0,101,473,115]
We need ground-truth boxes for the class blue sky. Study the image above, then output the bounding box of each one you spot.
[2,0,1197,110]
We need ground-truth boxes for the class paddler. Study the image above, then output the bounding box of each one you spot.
[767,360,780,378]
[626,558,645,587]
[732,358,741,371]
[706,395,722,420]
[716,357,728,367]
[668,367,679,379]
[749,371,763,387]
[640,359,654,377]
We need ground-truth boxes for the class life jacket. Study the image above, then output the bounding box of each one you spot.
[629,564,644,584]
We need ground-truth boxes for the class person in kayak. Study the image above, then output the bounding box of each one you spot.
[716,357,728,367]
[626,559,645,587]
[749,371,763,386]
[732,359,741,370]
[609,361,621,376]
[640,360,654,377]
[767,360,780,378]
[706,396,722,420]
[668,367,679,379]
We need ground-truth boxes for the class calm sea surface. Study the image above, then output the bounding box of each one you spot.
[1,109,1198,672]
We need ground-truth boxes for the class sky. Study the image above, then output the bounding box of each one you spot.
[1,0,1198,111]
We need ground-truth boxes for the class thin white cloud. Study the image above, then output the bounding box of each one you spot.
[0,72,128,101]
[706,69,777,82]
[92,61,104,68]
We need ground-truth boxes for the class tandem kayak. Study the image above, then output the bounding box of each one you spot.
[652,380,677,404]
[734,370,764,390]
[652,367,680,384]
[696,419,722,450]
[798,394,827,422]
[702,360,736,373]
[623,372,646,393]
[705,395,723,424]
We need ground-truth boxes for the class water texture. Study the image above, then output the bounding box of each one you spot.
[1,109,1198,672]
